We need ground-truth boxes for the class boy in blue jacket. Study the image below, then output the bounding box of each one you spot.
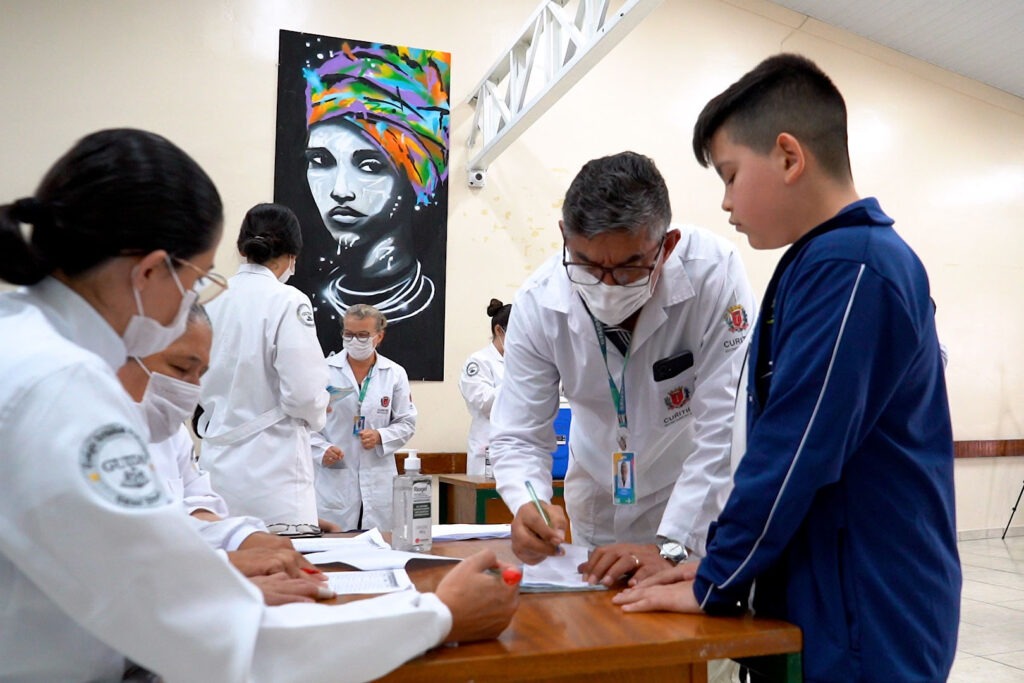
[614,53,961,683]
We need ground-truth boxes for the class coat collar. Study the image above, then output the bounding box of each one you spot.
[27,276,127,371]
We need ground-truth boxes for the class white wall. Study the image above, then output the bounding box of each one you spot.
[1,0,1021,534]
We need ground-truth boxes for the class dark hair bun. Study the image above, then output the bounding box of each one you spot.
[240,234,272,263]
[486,298,505,317]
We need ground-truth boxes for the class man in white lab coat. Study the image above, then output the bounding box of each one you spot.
[490,151,755,585]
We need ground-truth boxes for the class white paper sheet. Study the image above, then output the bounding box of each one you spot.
[325,569,414,595]
[292,528,388,553]
[304,545,458,570]
[431,524,512,541]
[520,544,607,592]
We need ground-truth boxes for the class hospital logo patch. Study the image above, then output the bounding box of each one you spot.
[664,386,691,410]
[465,361,479,377]
[381,396,390,408]
[296,303,315,327]
[724,304,749,334]
[79,424,168,509]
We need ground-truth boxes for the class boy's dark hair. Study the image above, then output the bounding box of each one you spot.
[237,203,302,264]
[562,151,671,241]
[693,53,852,181]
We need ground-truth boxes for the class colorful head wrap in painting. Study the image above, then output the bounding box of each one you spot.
[305,42,450,207]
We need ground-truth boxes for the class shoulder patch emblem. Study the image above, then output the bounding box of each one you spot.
[297,302,315,327]
[465,361,480,377]
[79,424,168,509]
[724,304,749,334]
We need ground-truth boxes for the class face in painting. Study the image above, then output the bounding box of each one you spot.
[709,128,794,250]
[305,121,401,244]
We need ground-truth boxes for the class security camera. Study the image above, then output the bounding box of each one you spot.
[467,169,486,188]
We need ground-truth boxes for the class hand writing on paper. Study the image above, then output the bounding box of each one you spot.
[436,550,519,643]
[580,543,670,587]
[511,500,567,565]
[228,547,325,580]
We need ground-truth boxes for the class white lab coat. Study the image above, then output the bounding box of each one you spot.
[149,424,269,551]
[198,264,329,526]
[490,225,755,555]
[311,350,417,530]
[0,278,451,683]
[458,342,504,475]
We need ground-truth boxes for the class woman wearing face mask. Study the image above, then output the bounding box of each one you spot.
[458,298,511,476]
[0,127,519,683]
[311,304,417,531]
[197,203,330,535]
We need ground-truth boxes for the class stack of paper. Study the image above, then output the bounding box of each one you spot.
[325,568,414,595]
[431,524,512,541]
[521,544,607,593]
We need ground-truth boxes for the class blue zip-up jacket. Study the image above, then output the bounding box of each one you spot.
[693,198,961,683]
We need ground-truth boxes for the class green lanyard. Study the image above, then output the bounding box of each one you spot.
[589,316,630,451]
[356,365,374,414]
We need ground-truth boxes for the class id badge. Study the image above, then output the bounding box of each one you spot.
[352,415,366,435]
[613,451,636,505]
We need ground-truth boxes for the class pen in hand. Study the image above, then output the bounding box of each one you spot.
[525,480,552,528]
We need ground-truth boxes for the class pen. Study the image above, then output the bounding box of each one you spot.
[487,566,523,586]
[525,480,552,528]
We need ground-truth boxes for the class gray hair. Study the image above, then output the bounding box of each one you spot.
[344,304,387,332]
[561,151,671,241]
[187,302,212,328]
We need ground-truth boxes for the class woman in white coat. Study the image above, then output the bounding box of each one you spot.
[312,304,417,530]
[198,203,330,532]
[0,128,516,682]
[458,298,510,475]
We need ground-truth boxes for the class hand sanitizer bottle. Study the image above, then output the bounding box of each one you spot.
[392,450,432,551]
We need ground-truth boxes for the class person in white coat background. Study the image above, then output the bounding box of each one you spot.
[0,128,517,683]
[490,151,756,587]
[459,298,511,476]
[198,203,331,534]
[312,304,417,530]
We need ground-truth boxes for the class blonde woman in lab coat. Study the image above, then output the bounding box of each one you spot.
[312,304,417,530]
[198,203,330,533]
[459,298,511,475]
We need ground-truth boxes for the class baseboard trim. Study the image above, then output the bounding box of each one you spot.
[958,527,1024,540]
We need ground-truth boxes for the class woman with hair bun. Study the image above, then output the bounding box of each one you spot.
[459,298,512,476]
[0,129,518,683]
[198,203,330,535]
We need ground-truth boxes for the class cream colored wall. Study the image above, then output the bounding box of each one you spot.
[1,0,1021,533]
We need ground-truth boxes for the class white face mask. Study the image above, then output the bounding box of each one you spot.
[278,256,296,284]
[573,280,654,326]
[343,336,376,361]
[123,256,197,357]
[133,357,201,442]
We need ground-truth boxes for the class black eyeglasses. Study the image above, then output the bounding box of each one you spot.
[562,236,665,287]
[342,331,375,341]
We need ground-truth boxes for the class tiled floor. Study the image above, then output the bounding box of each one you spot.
[949,535,1024,682]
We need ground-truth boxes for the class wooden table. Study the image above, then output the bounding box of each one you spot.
[334,538,802,682]
[437,474,566,525]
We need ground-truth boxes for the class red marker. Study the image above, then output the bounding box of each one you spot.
[301,567,321,575]
[501,567,523,586]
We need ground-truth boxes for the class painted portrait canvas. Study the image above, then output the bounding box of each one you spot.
[274,30,450,380]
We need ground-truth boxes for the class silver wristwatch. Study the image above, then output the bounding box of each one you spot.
[657,538,688,564]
